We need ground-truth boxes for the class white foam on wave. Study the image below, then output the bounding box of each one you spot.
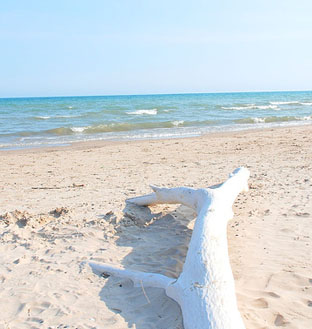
[255,105,279,110]
[297,115,312,121]
[253,117,266,123]
[270,101,299,105]
[222,104,279,110]
[35,116,51,120]
[270,101,312,106]
[221,105,254,110]
[251,115,312,124]
[172,120,184,126]
[57,115,80,118]
[35,114,80,120]
[127,109,158,115]
[71,126,87,133]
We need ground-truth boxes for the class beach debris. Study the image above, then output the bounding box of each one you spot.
[72,183,84,188]
[90,167,250,329]
[0,207,70,227]
[31,183,85,190]
[0,210,31,227]
[49,207,69,218]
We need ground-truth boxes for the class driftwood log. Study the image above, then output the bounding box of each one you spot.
[90,167,249,329]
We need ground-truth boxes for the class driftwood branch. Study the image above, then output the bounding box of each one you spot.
[31,183,84,190]
[90,167,249,329]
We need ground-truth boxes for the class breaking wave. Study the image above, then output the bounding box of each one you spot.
[126,109,158,115]
[235,115,312,124]
[270,101,312,106]
[34,114,81,120]
[17,120,215,137]
[221,104,279,110]
[1,91,312,150]
[34,116,51,120]
[172,120,184,126]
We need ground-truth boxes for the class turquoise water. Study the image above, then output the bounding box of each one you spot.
[1,91,312,150]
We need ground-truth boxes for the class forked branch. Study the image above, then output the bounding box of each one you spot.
[90,167,250,329]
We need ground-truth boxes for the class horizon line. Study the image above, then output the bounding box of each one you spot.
[1,89,312,100]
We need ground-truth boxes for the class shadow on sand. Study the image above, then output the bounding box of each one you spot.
[91,202,196,329]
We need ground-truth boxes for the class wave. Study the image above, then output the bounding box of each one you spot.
[172,120,184,126]
[57,115,79,118]
[33,114,81,120]
[270,101,312,106]
[270,101,300,105]
[221,104,279,110]
[126,109,158,115]
[9,120,215,137]
[34,116,51,120]
[71,127,87,133]
[5,116,310,139]
[235,115,312,124]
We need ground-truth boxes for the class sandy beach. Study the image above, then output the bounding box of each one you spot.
[0,124,312,329]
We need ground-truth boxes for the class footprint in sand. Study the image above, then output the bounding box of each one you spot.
[27,316,44,324]
[31,306,46,316]
[266,291,280,298]
[274,314,289,327]
[295,212,310,217]
[251,298,269,309]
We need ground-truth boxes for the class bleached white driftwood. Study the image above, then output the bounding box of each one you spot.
[90,167,250,329]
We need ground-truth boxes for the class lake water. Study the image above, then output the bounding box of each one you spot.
[1,91,312,150]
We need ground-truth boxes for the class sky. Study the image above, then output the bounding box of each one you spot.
[1,0,312,97]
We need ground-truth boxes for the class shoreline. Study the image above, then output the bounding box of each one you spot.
[1,122,312,155]
[1,124,311,328]
[1,119,312,153]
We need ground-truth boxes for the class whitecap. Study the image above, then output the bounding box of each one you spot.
[222,104,278,110]
[270,101,312,106]
[270,101,300,105]
[127,109,158,115]
[221,105,255,110]
[254,105,279,110]
[297,116,312,121]
[35,114,79,120]
[253,117,266,123]
[56,115,79,118]
[172,120,184,126]
[35,116,51,120]
[71,127,87,133]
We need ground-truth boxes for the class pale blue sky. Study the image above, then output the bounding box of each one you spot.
[1,0,312,97]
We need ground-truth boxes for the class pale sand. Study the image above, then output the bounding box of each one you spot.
[0,125,311,329]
